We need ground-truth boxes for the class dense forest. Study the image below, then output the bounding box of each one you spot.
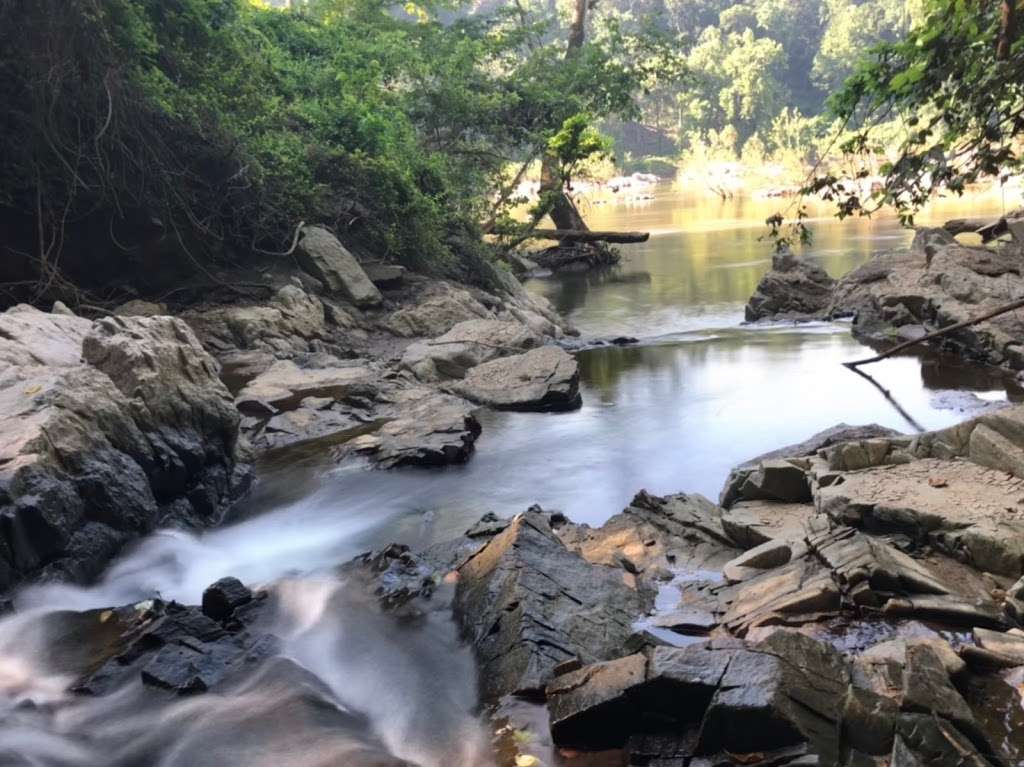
[0,0,1020,308]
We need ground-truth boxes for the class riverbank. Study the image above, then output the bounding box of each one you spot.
[4,213,1024,765]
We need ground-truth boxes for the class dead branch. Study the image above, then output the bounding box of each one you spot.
[843,295,1024,368]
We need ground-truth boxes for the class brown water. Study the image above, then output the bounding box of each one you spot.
[4,186,1022,767]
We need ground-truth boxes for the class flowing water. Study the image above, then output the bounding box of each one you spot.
[3,185,1022,765]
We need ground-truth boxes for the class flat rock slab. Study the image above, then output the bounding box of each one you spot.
[817,457,1024,575]
[235,358,376,415]
[401,318,540,381]
[449,346,581,411]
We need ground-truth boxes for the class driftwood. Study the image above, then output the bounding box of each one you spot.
[844,295,1024,369]
[528,229,650,244]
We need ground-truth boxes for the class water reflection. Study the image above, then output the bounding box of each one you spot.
[528,185,1010,338]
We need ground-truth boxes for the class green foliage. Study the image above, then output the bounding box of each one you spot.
[547,114,614,184]
[806,0,1024,225]
[0,0,670,303]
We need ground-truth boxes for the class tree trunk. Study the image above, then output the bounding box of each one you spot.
[538,0,594,232]
[998,0,1017,60]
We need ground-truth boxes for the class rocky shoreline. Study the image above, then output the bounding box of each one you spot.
[4,224,1024,765]
[746,227,1024,375]
[0,226,579,589]
[7,409,1024,765]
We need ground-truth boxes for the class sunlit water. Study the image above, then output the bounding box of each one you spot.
[4,184,1020,765]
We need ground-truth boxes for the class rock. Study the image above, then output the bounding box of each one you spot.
[296,226,381,307]
[972,627,1024,664]
[362,262,406,289]
[900,643,979,739]
[720,422,902,507]
[745,251,836,322]
[0,309,246,590]
[234,357,376,415]
[400,319,540,382]
[76,597,274,697]
[0,303,92,366]
[383,281,493,338]
[449,346,581,411]
[830,230,1024,369]
[343,388,481,469]
[181,286,333,358]
[699,631,850,761]
[51,300,75,316]
[114,299,168,317]
[202,576,254,621]
[817,457,1024,576]
[722,538,793,583]
[546,653,648,748]
[454,512,650,699]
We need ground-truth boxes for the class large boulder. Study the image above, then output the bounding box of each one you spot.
[0,307,247,590]
[296,226,382,307]
[454,511,651,700]
[745,251,836,322]
[449,345,581,411]
[830,228,1024,369]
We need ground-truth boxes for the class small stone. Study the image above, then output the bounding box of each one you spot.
[202,577,253,621]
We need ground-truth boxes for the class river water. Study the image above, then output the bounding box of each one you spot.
[2,185,1019,765]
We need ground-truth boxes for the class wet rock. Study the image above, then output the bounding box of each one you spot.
[0,309,247,590]
[400,319,539,382]
[341,544,437,609]
[465,512,510,539]
[454,511,650,699]
[699,631,850,761]
[546,653,648,748]
[202,577,253,621]
[77,599,275,696]
[745,252,836,322]
[449,346,581,411]
[296,226,381,307]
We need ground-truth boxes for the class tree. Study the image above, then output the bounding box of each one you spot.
[807,0,1024,224]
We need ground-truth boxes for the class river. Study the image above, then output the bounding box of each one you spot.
[2,185,1018,765]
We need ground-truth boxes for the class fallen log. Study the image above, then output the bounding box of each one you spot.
[528,229,650,244]
[943,217,1006,241]
[843,294,1024,369]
